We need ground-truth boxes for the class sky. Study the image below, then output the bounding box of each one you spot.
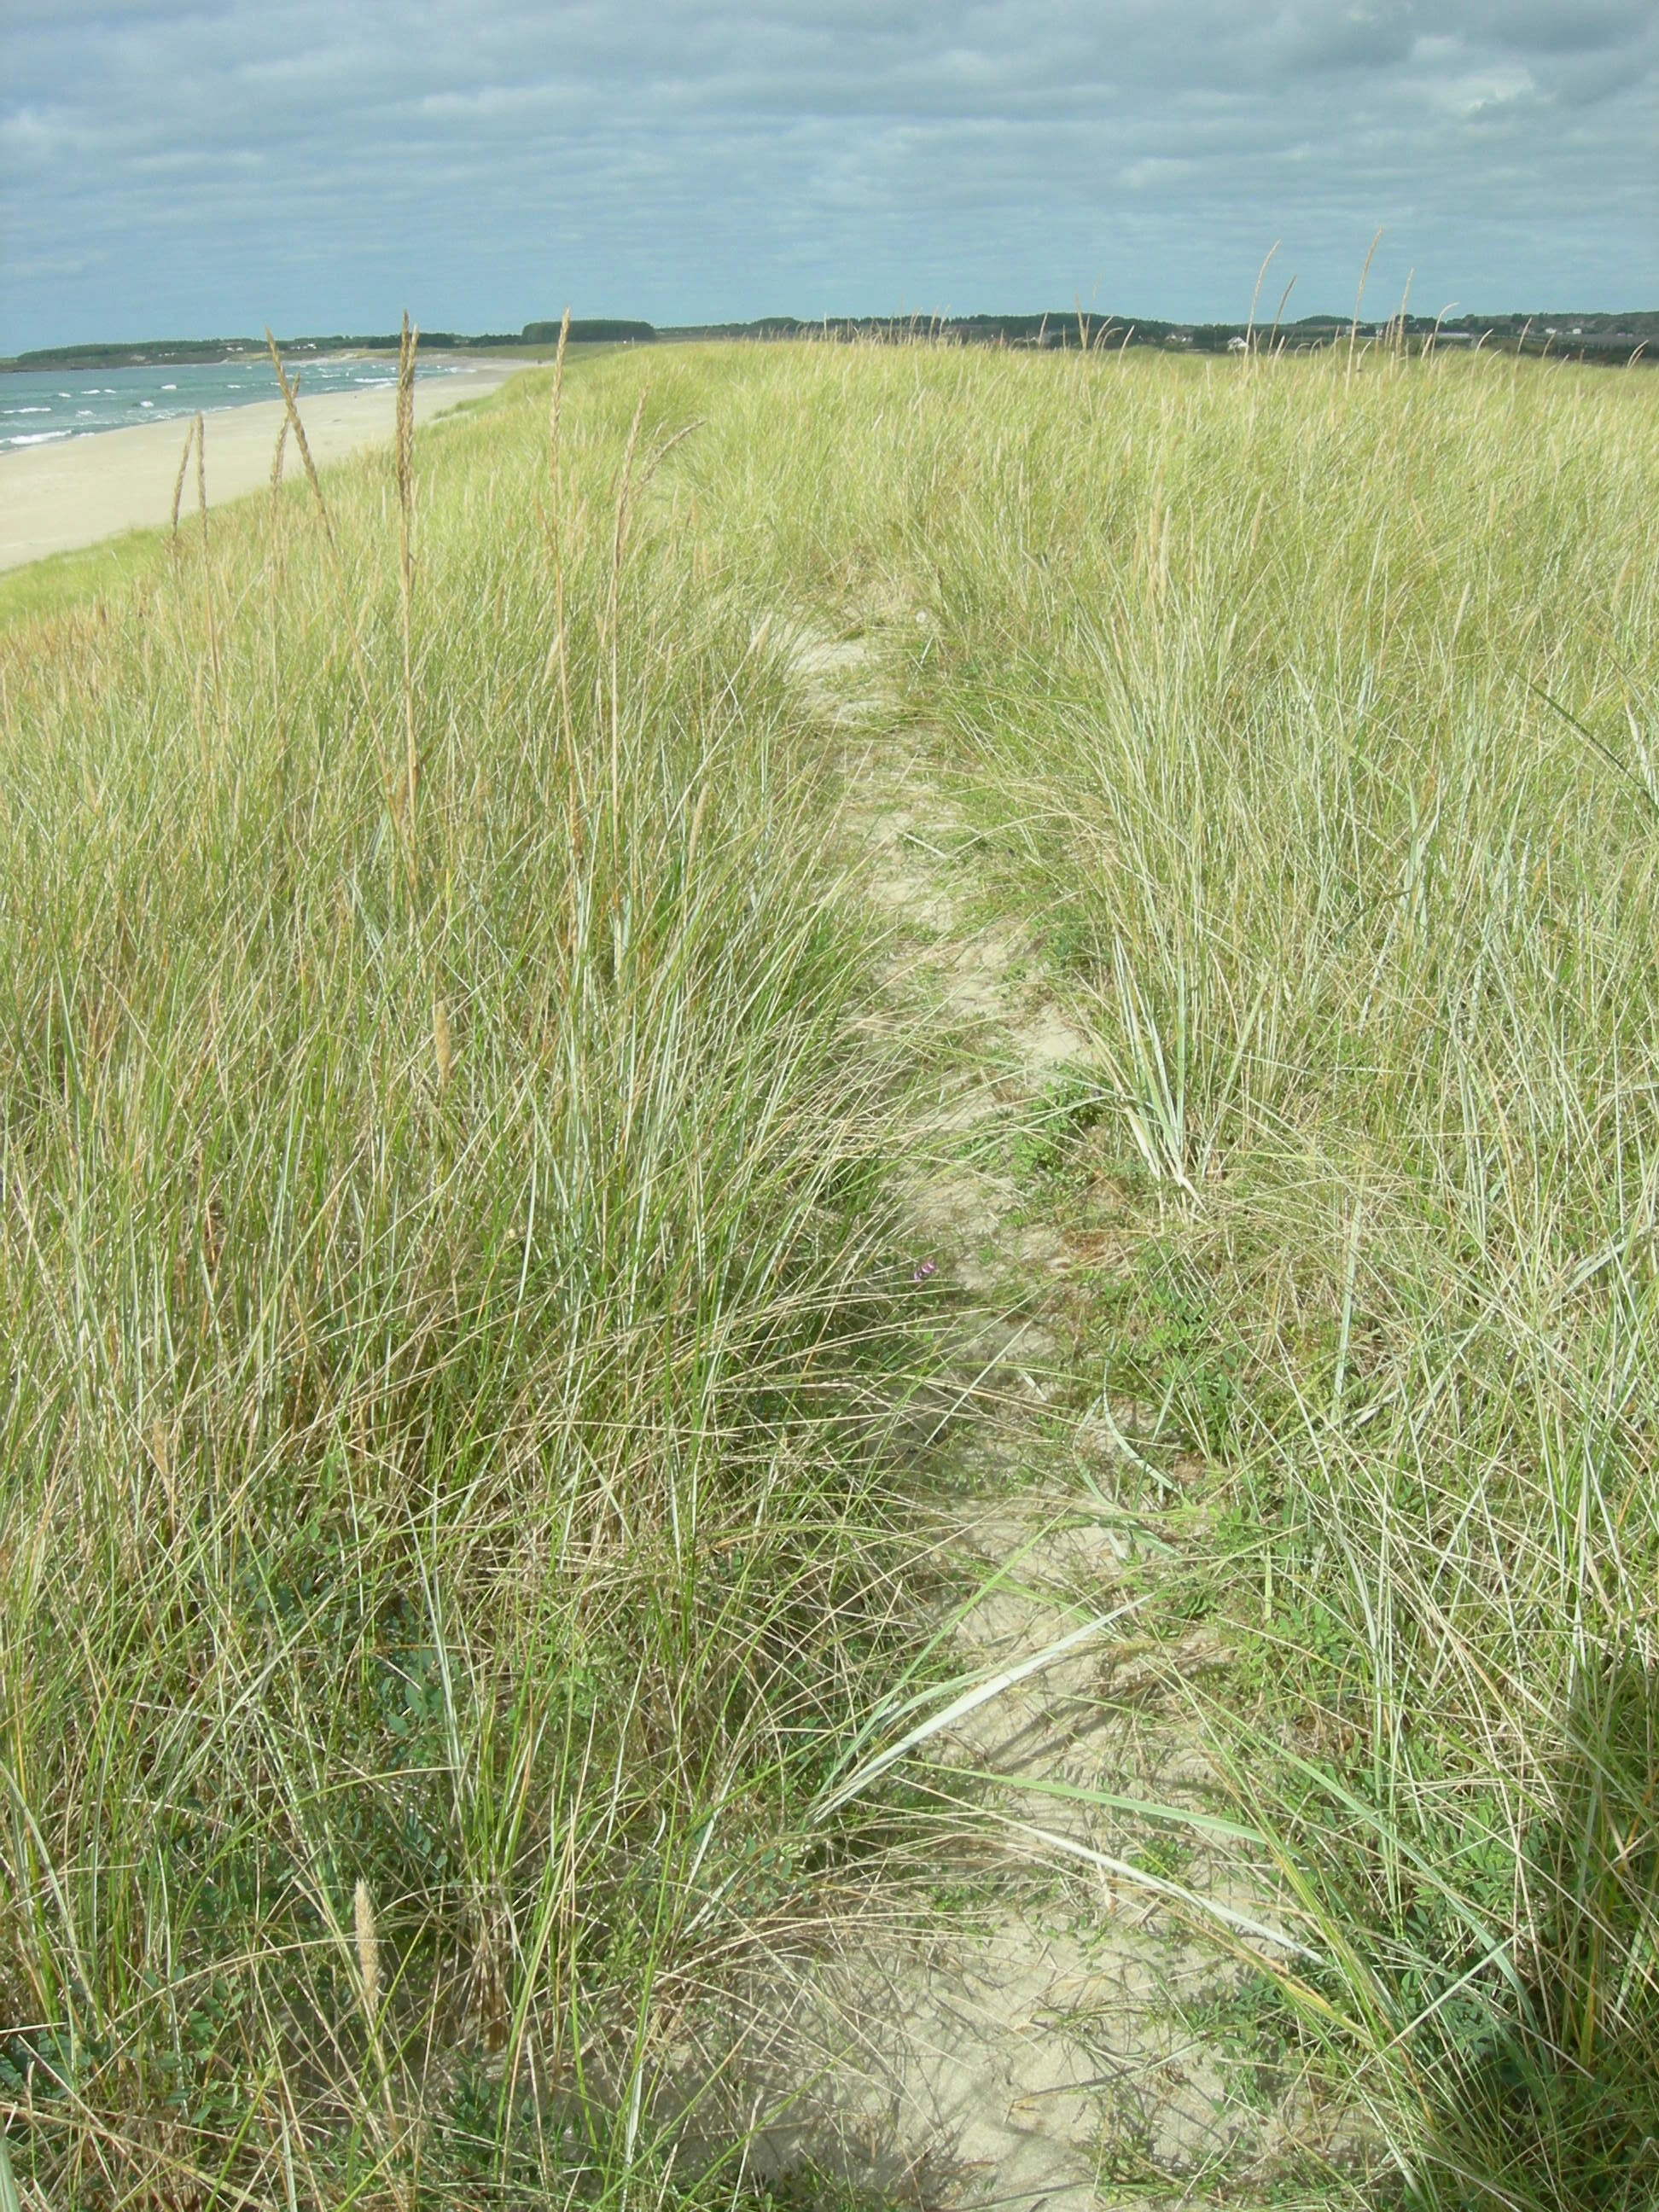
[3,2,1656,352]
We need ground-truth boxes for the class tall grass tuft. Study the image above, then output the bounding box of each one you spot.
[0,344,924,2209]
[668,329,1659,2203]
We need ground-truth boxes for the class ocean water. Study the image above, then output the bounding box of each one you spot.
[0,353,463,450]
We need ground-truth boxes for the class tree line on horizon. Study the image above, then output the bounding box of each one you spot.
[7,307,1655,374]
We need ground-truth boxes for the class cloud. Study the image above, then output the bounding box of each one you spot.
[1123,158,1197,192]
[0,101,99,165]
[1,1,1654,350]
[1420,58,1538,116]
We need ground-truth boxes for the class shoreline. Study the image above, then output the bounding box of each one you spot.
[0,361,521,574]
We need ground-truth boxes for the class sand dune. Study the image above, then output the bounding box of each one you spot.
[0,363,519,573]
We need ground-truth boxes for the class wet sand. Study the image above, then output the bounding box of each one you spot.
[0,363,521,573]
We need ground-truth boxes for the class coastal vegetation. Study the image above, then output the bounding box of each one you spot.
[11,307,1656,377]
[2,330,1656,2210]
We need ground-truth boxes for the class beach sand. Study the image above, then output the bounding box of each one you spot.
[0,363,520,573]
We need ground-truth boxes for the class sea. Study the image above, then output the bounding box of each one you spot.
[0,353,465,451]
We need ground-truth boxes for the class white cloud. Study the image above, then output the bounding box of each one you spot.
[0,102,96,163]
[1123,158,1197,190]
[1423,61,1538,115]
[415,83,573,121]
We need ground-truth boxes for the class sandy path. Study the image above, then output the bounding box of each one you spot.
[713,620,1344,2206]
[0,364,521,573]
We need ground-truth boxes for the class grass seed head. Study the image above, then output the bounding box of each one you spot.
[354,1879,381,2030]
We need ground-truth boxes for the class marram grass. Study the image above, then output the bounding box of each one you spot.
[3,333,1659,2209]
[679,335,1659,2209]
[0,348,924,2208]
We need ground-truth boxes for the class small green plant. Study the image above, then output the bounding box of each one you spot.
[1009,1069,1108,1182]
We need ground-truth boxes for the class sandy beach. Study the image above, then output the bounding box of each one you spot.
[0,362,520,573]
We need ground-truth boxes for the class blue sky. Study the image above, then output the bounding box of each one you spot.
[3,2,1656,352]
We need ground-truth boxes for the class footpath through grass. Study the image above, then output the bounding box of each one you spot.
[3,336,1658,2210]
[681,337,1659,2208]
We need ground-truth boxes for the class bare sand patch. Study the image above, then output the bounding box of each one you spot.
[0,363,519,573]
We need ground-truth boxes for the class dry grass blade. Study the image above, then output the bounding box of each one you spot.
[396,310,420,880]
[607,383,649,841]
[432,992,452,1087]
[1245,237,1279,359]
[812,1599,1147,1821]
[195,410,224,715]
[991,1811,1322,1961]
[263,327,387,778]
[1268,270,1297,355]
[263,330,336,558]
[544,305,575,787]
[1348,224,1384,382]
[1394,265,1415,365]
[169,417,195,546]
[268,366,300,504]
[265,370,300,613]
[548,301,570,505]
